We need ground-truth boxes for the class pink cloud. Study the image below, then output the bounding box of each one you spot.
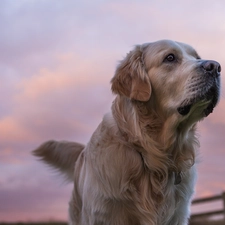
[0,176,72,222]
[206,98,225,125]
[0,116,35,143]
[16,53,113,101]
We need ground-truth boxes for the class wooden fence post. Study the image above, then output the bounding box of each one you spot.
[223,191,225,220]
[191,192,225,222]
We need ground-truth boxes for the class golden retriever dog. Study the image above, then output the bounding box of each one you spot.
[33,40,221,225]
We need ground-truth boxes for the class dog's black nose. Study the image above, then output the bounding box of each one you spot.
[201,60,221,77]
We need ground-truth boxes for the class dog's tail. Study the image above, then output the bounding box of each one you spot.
[32,140,85,181]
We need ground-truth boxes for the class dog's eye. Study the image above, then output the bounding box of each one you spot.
[164,54,176,62]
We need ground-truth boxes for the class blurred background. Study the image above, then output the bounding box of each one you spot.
[0,0,225,223]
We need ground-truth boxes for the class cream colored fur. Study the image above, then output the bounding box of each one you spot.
[33,40,220,225]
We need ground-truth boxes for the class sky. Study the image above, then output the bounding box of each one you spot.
[0,0,225,222]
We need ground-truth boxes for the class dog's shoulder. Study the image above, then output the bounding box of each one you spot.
[87,112,141,161]
[85,112,144,190]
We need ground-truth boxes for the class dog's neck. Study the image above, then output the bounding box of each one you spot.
[112,96,198,182]
[111,95,199,204]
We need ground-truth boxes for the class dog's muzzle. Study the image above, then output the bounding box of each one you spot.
[177,60,221,116]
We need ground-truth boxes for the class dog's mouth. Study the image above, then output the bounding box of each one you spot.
[177,82,220,117]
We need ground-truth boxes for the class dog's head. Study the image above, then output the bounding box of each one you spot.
[111,40,221,124]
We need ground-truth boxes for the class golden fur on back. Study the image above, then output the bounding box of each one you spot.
[33,40,221,225]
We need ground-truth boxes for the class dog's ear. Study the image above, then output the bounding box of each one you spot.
[111,45,151,102]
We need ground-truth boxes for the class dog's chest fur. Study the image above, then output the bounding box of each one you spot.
[78,112,197,225]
